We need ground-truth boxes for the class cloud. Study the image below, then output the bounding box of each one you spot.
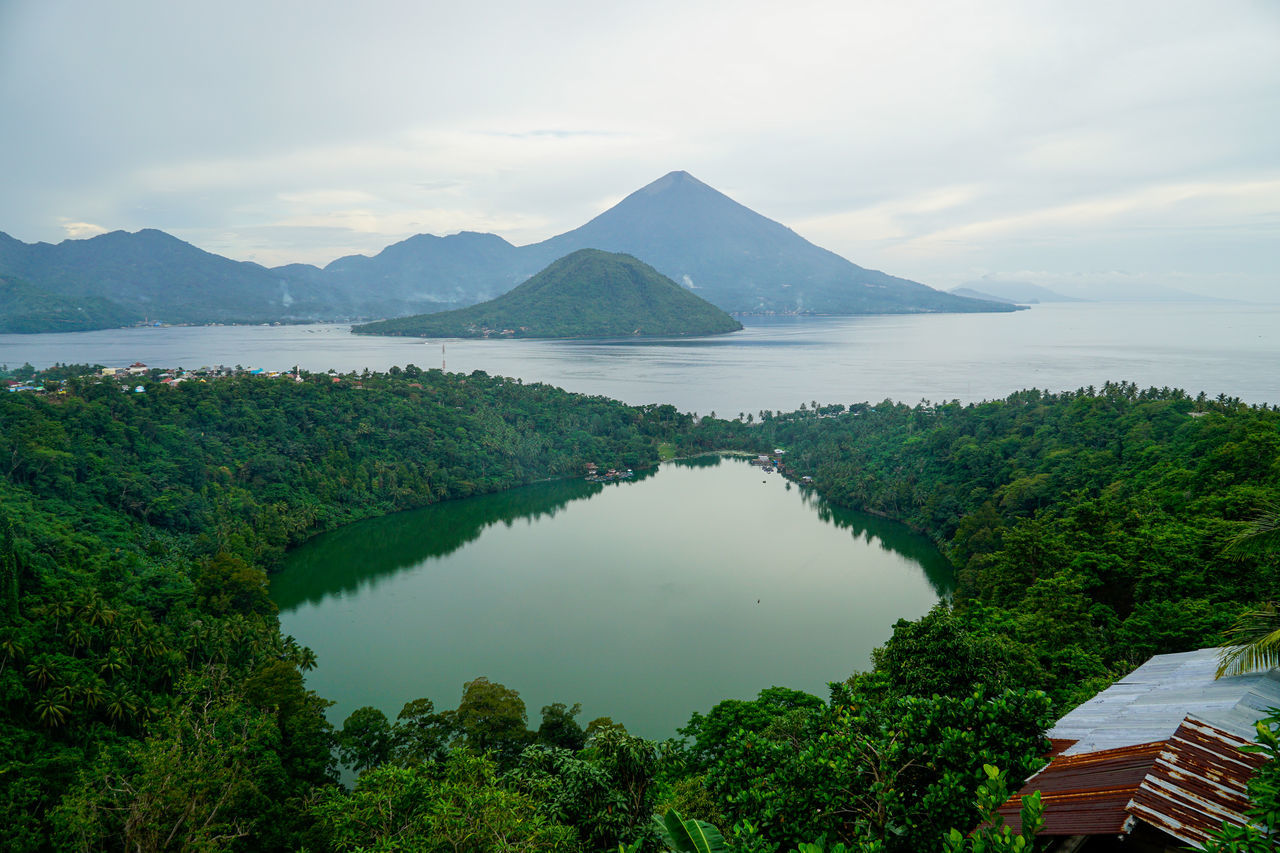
[894,177,1280,252]
[58,219,108,239]
[0,0,1275,300]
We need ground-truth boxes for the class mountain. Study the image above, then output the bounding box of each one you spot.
[519,171,1011,315]
[320,231,527,317]
[352,249,743,339]
[0,171,1014,332]
[950,287,1019,305]
[952,281,1086,304]
[0,229,334,326]
[330,171,1013,316]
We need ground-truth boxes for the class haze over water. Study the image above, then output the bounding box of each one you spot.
[3,303,1276,413]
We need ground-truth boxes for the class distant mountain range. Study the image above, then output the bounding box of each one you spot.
[951,278,1228,304]
[353,249,743,339]
[0,171,1016,333]
[950,282,1085,304]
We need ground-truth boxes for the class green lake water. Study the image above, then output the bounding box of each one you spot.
[271,456,954,740]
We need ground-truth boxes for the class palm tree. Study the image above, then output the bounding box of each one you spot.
[0,628,25,675]
[1218,603,1280,678]
[34,694,71,728]
[104,689,138,725]
[1223,500,1280,559]
[1216,501,1280,678]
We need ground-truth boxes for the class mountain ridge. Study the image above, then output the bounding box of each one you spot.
[0,171,1015,331]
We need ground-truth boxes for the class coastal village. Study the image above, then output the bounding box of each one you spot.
[4,361,311,394]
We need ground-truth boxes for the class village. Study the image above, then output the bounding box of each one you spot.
[2,361,309,395]
[580,451,816,487]
[748,449,815,485]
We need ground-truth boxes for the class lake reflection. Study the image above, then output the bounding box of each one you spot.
[272,457,953,740]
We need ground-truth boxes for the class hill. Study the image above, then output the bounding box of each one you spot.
[0,229,333,327]
[0,272,137,333]
[352,248,743,338]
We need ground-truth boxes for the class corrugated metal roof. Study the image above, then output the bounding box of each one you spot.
[1126,716,1268,850]
[998,742,1165,835]
[1048,648,1280,755]
[992,649,1278,846]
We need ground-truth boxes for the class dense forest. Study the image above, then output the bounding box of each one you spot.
[1,370,1276,851]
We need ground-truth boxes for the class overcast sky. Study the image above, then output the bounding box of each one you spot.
[2,0,1277,298]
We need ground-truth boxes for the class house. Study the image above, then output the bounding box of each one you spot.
[998,648,1279,851]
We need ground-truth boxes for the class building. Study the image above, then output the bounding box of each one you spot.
[998,648,1279,851]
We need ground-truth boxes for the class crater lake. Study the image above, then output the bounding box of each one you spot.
[270,455,954,740]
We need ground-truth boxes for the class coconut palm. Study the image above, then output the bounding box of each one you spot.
[34,694,71,728]
[1218,603,1280,678]
[1223,500,1280,559]
[1216,501,1280,678]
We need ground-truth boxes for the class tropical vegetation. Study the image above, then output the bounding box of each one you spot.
[1,368,1277,850]
[353,249,743,339]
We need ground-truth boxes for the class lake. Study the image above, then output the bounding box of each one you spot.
[270,456,954,740]
[3,302,1278,414]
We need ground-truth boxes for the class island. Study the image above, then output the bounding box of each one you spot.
[350,248,744,339]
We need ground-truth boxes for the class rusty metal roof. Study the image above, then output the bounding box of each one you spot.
[998,742,1165,835]
[995,649,1279,846]
[1126,716,1268,850]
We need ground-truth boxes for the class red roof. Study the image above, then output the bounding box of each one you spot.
[1127,716,1266,848]
[998,715,1269,847]
[998,742,1165,835]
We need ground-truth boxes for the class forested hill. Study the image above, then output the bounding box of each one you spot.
[0,367,691,850]
[692,384,1280,710]
[352,249,744,339]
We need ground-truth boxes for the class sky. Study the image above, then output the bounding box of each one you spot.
[1,0,1277,299]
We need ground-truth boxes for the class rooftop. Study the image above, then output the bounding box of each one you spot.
[1049,647,1280,755]
[999,648,1278,849]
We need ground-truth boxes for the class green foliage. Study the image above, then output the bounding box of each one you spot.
[310,751,577,852]
[655,808,730,853]
[586,725,664,847]
[393,697,454,765]
[538,701,587,751]
[444,676,534,762]
[699,678,1051,853]
[679,686,826,772]
[339,706,396,774]
[51,667,315,853]
[871,604,1029,699]
[506,744,636,851]
[941,765,1043,853]
[1218,603,1280,678]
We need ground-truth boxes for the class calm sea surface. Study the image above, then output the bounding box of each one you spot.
[270,457,954,740]
[3,302,1277,413]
